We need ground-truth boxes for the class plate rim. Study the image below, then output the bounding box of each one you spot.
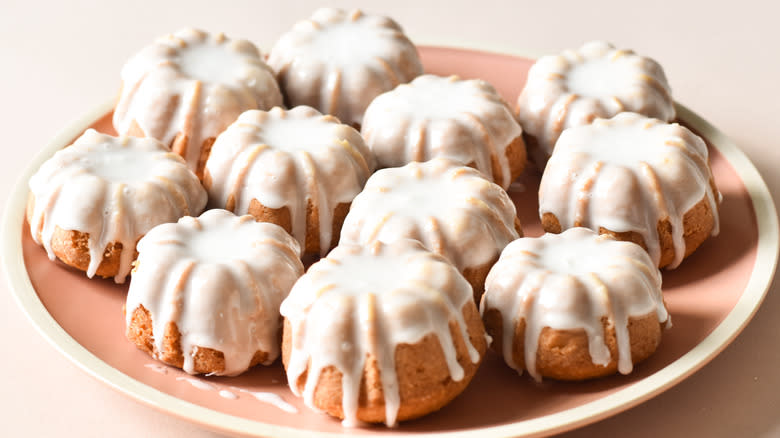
[2,46,778,438]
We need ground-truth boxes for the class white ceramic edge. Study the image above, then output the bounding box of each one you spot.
[2,46,778,438]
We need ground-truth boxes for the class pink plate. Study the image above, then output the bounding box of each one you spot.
[3,46,778,438]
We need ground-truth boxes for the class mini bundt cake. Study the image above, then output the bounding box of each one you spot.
[125,209,304,376]
[539,112,720,269]
[27,129,207,283]
[481,227,670,381]
[203,106,374,257]
[113,28,283,177]
[361,74,527,189]
[280,239,487,426]
[516,41,675,167]
[267,8,423,127]
[339,158,521,301]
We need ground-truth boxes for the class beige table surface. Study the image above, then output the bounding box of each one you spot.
[2,1,778,436]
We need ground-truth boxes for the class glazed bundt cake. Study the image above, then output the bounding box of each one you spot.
[113,28,283,177]
[516,41,676,167]
[267,8,423,127]
[203,106,374,257]
[125,209,304,376]
[361,74,527,189]
[27,129,206,283]
[539,112,720,268]
[339,158,521,301]
[481,227,670,381]
[280,239,487,426]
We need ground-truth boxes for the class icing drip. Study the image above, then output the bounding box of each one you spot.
[173,378,295,410]
[204,106,374,256]
[219,389,239,400]
[28,129,206,283]
[231,388,299,413]
[143,363,169,374]
[516,41,675,164]
[125,209,304,376]
[362,74,523,189]
[481,228,669,380]
[268,8,423,126]
[113,28,282,173]
[176,376,216,391]
[280,240,481,426]
[538,113,720,268]
[340,158,520,273]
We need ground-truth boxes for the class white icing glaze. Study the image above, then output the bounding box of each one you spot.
[280,239,481,426]
[481,227,669,381]
[268,8,423,126]
[125,209,304,376]
[113,28,282,173]
[177,43,246,85]
[566,57,639,99]
[539,112,720,268]
[85,148,158,182]
[516,41,675,165]
[28,129,206,283]
[362,74,524,189]
[204,106,374,256]
[340,158,520,274]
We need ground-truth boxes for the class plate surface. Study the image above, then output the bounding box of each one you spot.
[3,46,778,438]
